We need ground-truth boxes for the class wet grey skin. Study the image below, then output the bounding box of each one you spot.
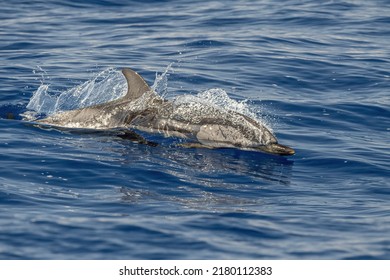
[37,68,295,156]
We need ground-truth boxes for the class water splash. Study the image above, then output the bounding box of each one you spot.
[32,65,50,84]
[26,67,127,118]
[151,63,173,98]
[198,88,254,118]
[174,88,272,131]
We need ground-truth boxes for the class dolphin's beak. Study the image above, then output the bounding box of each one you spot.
[261,143,295,156]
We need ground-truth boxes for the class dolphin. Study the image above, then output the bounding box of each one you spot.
[37,68,295,156]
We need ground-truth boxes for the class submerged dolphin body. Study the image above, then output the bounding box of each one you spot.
[37,68,295,156]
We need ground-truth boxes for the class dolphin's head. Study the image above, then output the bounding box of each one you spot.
[234,113,295,156]
[193,110,295,156]
[245,127,295,156]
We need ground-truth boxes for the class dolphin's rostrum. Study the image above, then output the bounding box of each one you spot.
[37,68,295,156]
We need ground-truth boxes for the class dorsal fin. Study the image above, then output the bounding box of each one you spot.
[122,68,151,100]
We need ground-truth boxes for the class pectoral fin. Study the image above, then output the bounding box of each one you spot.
[116,130,158,147]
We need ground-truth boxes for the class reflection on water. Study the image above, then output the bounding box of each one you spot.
[25,123,294,212]
[110,133,294,212]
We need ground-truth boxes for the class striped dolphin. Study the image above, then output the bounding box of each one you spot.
[37,68,295,156]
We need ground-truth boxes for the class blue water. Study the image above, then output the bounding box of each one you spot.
[1,0,389,259]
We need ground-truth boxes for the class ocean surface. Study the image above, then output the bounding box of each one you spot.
[0,0,389,259]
